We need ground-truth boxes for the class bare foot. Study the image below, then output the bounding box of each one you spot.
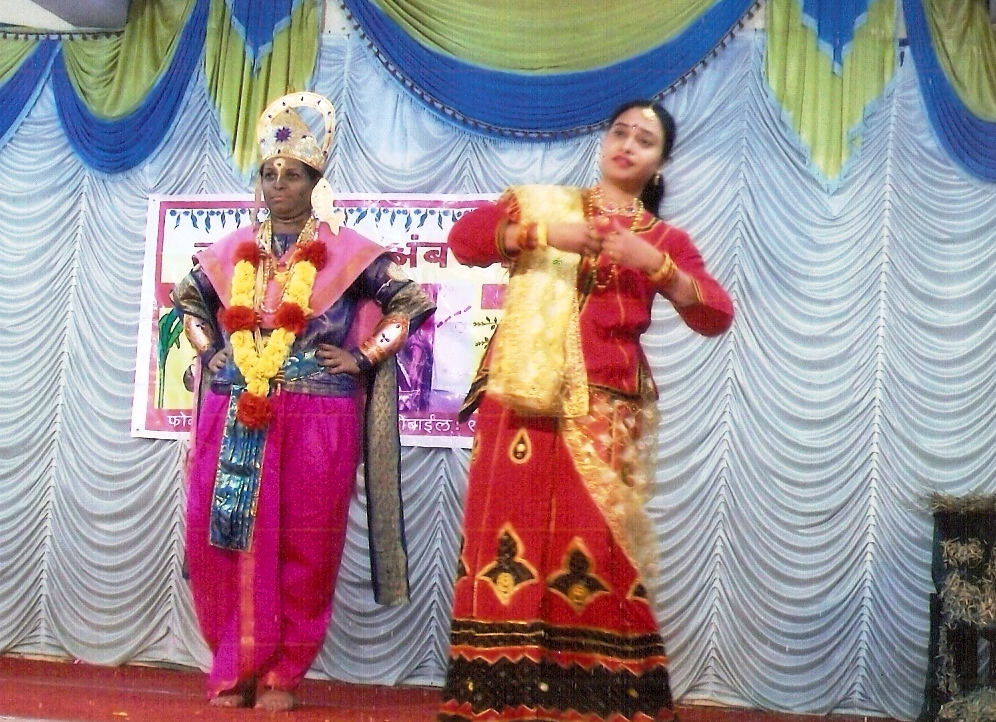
[208,680,253,708]
[209,692,247,708]
[255,688,296,712]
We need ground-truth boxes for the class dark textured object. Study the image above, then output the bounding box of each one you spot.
[921,495,996,722]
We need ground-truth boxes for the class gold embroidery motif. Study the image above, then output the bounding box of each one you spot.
[386,261,410,282]
[560,390,661,604]
[455,535,469,583]
[548,538,610,615]
[508,428,532,464]
[478,525,537,606]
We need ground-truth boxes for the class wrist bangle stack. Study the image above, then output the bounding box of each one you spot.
[518,221,548,252]
[514,222,532,250]
[534,222,548,249]
[648,253,677,286]
[516,222,537,251]
[496,219,513,260]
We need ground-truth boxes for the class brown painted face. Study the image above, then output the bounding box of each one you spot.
[599,106,666,194]
[260,157,318,222]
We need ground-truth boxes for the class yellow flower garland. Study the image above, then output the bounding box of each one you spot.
[229,220,319,402]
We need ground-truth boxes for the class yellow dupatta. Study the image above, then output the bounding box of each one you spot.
[487,185,589,417]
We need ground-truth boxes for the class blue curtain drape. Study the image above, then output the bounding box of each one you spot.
[50,0,210,174]
[799,0,873,69]
[0,40,58,148]
[339,0,758,138]
[1,2,993,182]
[0,0,308,174]
[902,0,996,182]
[224,0,304,68]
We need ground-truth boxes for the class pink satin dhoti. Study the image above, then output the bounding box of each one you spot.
[185,389,360,697]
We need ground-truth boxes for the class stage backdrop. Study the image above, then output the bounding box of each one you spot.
[0,29,996,722]
[133,193,499,447]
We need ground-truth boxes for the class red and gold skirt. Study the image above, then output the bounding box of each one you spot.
[439,392,674,722]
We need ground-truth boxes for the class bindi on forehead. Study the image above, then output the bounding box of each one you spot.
[613,107,663,136]
[611,119,663,142]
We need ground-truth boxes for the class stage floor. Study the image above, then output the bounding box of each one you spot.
[0,655,897,722]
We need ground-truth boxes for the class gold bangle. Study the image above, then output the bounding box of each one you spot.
[515,222,530,249]
[648,253,676,286]
[496,219,513,261]
[519,222,539,251]
[515,221,531,251]
[534,221,547,249]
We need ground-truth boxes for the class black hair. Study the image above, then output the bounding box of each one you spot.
[607,100,677,217]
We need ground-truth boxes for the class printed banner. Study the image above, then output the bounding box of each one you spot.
[132,194,504,447]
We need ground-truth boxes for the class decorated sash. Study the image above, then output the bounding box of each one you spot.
[487,185,589,417]
[209,389,266,549]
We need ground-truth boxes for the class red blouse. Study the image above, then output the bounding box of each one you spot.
[449,195,734,399]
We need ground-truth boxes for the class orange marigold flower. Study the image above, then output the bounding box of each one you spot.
[234,241,261,266]
[221,305,257,333]
[273,302,307,336]
[296,241,327,271]
[236,392,271,429]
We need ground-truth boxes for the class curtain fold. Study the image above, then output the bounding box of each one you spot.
[204,0,320,177]
[764,0,897,186]
[59,0,198,119]
[920,0,996,120]
[903,0,996,181]
[0,37,40,85]
[0,0,318,176]
[51,0,208,173]
[797,0,872,69]
[3,1,994,184]
[0,39,57,147]
[223,0,309,69]
[364,0,727,72]
[340,0,758,137]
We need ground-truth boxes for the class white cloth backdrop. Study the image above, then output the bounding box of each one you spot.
[1,28,995,720]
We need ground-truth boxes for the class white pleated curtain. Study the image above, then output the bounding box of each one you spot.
[0,30,994,721]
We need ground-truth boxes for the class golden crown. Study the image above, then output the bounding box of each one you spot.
[255,92,336,172]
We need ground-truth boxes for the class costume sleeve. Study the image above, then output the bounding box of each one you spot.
[171,266,224,361]
[349,254,437,372]
[663,226,734,337]
[447,193,519,267]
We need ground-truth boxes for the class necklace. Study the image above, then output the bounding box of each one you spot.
[255,216,317,314]
[221,215,325,428]
[586,185,644,218]
[583,187,645,292]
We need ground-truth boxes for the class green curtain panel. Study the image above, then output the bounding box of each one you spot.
[765,0,897,185]
[60,0,197,119]
[923,0,996,121]
[367,0,725,72]
[0,38,39,85]
[204,0,320,176]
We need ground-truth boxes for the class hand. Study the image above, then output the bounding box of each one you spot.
[208,348,230,373]
[316,343,361,376]
[599,219,661,271]
[547,222,603,256]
